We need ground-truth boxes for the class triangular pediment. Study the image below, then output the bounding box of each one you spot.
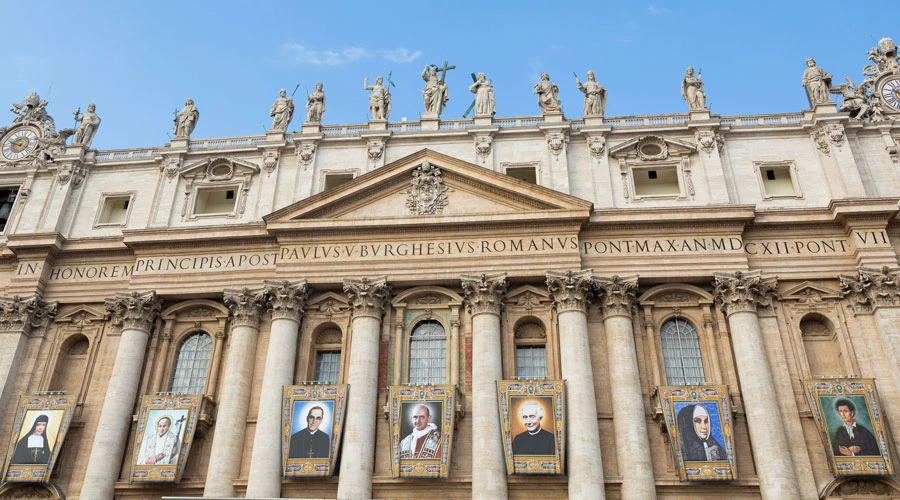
[265,149,592,231]
[181,156,260,179]
[54,305,106,325]
[609,135,697,159]
[780,281,842,301]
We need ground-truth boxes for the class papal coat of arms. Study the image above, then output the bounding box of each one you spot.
[406,161,450,215]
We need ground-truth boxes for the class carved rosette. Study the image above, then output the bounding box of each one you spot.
[343,276,390,319]
[839,266,900,314]
[0,294,58,335]
[712,271,777,317]
[105,290,161,334]
[592,275,638,319]
[406,161,451,215]
[588,136,606,159]
[460,272,508,317]
[223,287,267,329]
[546,269,594,314]
[264,279,310,323]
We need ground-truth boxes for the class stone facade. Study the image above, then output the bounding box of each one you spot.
[2,49,900,500]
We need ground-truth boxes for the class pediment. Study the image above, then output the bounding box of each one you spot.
[54,305,106,325]
[265,149,592,231]
[307,292,350,316]
[780,281,842,301]
[609,135,697,160]
[181,156,259,180]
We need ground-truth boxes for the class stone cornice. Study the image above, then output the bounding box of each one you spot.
[0,294,58,335]
[343,276,390,319]
[546,269,594,314]
[460,272,508,317]
[713,271,777,317]
[264,279,310,324]
[839,266,900,314]
[223,287,267,329]
[105,290,160,334]
[592,275,638,319]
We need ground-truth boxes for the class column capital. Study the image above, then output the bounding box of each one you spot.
[224,287,267,330]
[461,272,508,317]
[0,294,58,335]
[840,266,900,314]
[593,275,638,319]
[343,276,391,319]
[546,269,594,314]
[105,290,160,334]
[264,279,310,324]
[713,271,777,317]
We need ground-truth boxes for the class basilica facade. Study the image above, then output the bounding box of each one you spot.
[2,39,900,500]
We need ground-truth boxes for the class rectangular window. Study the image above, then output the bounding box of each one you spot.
[632,165,680,197]
[516,346,547,380]
[0,187,19,233]
[194,187,238,215]
[315,351,341,384]
[755,162,801,198]
[323,173,354,191]
[96,194,133,226]
[506,166,537,184]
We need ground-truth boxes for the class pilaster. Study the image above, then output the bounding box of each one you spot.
[360,130,391,172]
[539,123,571,194]
[150,145,187,228]
[0,294,57,409]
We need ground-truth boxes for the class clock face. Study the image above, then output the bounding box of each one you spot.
[881,77,900,111]
[1,127,40,161]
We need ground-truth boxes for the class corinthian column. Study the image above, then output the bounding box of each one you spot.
[337,276,390,500]
[713,271,799,500]
[80,291,160,500]
[0,294,57,410]
[593,275,656,500]
[546,270,605,500]
[246,280,310,498]
[461,272,508,500]
[204,287,267,498]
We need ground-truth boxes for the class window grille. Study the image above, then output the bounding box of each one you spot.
[660,318,706,385]
[315,351,341,384]
[409,320,446,385]
[171,332,213,394]
[516,346,547,379]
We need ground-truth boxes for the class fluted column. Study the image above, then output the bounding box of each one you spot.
[0,294,57,410]
[204,287,266,498]
[80,291,160,500]
[246,280,310,498]
[461,272,508,500]
[337,276,390,500]
[713,271,799,500]
[546,270,605,500]
[593,275,656,500]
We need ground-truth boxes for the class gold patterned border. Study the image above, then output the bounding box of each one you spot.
[129,394,203,483]
[282,384,348,477]
[2,394,77,483]
[496,380,565,475]
[388,385,456,479]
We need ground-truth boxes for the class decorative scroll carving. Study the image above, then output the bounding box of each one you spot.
[836,478,893,496]
[343,276,390,319]
[840,266,900,314]
[298,144,316,168]
[406,161,450,215]
[460,272,508,316]
[695,129,717,154]
[588,136,606,159]
[264,279,310,323]
[546,132,567,157]
[546,269,594,314]
[592,275,638,319]
[262,150,279,173]
[223,287,266,329]
[474,136,492,163]
[161,156,181,179]
[105,290,160,334]
[636,136,668,161]
[0,295,58,335]
[712,271,777,317]
[826,123,846,146]
[516,291,541,312]
[56,163,85,188]
[812,127,831,155]
[367,139,384,162]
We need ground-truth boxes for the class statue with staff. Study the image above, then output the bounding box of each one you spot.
[422,60,454,118]
[270,86,297,131]
[364,75,393,120]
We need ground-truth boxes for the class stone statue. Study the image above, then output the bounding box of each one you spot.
[469,73,495,117]
[364,76,392,120]
[830,77,871,119]
[11,93,55,132]
[422,65,449,118]
[533,73,561,114]
[72,103,101,148]
[173,98,199,139]
[306,82,325,123]
[802,58,833,106]
[681,66,707,110]
[269,89,294,131]
[575,71,607,116]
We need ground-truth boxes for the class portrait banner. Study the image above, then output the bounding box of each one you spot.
[802,378,893,476]
[496,380,565,475]
[657,385,737,481]
[1,394,77,483]
[388,385,456,479]
[282,384,348,477]
[129,394,202,483]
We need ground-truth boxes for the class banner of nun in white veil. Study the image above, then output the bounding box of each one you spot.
[657,385,737,481]
[1,394,77,483]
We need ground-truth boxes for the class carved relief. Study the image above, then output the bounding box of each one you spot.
[636,136,668,161]
[516,292,542,312]
[56,163,86,188]
[546,132,567,157]
[826,123,845,146]
[298,143,316,168]
[588,136,606,159]
[840,266,900,314]
[262,150,279,173]
[712,271,777,317]
[546,269,594,314]
[105,290,161,333]
[811,127,831,155]
[461,272,508,316]
[474,136,492,163]
[593,275,638,319]
[695,129,717,154]
[415,294,443,305]
[162,156,182,179]
[344,276,391,318]
[836,479,892,496]
[367,139,384,162]
[406,161,451,215]
[0,295,58,335]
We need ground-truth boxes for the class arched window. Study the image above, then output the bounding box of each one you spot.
[171,332,213,394]
[515,320,547,379]
[660,318,706,385]
[313,325,343,384]
[408,320,446,385]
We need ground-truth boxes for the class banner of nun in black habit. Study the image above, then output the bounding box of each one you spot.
[2,394,77,483]
[658,385,737,481]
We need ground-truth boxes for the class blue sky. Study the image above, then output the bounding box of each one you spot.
[3,1,897,150]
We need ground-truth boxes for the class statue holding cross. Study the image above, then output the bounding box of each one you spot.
[422,61,454,118]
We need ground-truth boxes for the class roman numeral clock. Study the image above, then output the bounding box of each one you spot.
[881,76,900,112]
[1,126,41,161]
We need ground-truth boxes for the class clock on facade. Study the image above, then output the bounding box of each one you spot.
[881,76,900,111]
[1,126,41,161]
